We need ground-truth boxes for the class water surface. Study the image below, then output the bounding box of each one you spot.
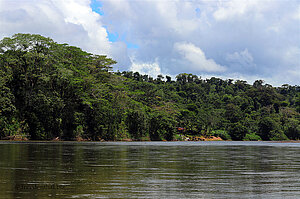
[0,141,299,198]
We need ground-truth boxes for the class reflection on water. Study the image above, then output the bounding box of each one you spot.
[0,141,300,198]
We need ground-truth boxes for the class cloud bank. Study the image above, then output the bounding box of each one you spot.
[0,0,110,54]
[174,42,226,72]
[0,0,299,86]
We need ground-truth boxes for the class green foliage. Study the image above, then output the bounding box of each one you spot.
[0,117,28,138]
[0,34,116,140]
[212,130,231,140]
[284,118,300,140]
[269,130,289,141]
[126,109,148,140]
[228,122,248,140]
[258,117,277,140]
[1,33,299,141]
[258,117,289,141]
[296,93,300,113]
[149,112,177,141]
[243,133,261,141]
[174,134,184,141]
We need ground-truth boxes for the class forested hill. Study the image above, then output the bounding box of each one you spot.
[1,34,299,141]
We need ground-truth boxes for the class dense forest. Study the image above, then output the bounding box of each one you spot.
[0,34,299,141]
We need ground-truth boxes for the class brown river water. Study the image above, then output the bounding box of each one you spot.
[0,141,300,198]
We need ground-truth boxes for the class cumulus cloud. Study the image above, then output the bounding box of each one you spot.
[174,42,226,72]
[1,0,299,86]
[100,0,300,85]
[54,0,110,54]
[130,59,164,78]
[0,0,111,55]
[213,0,263,21]
[226,49,253,64]
[225,49,256,73]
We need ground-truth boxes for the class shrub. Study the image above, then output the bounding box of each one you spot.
[243,133,261,141]
[212,130,231,140]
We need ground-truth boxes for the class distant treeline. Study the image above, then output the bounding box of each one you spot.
[1,34,299,141]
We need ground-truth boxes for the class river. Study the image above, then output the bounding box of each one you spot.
[0,141,300,198]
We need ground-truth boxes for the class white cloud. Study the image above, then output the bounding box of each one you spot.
[284,46,300,66]
[278,46,300,85]
[110,42,131,71]
[213,0,265,21]
[291,5,300,20]
[0,0,111,55]
[226,49,253,64]
[225,49,256,72]
[154,1,199,36]
[174,42,226,72]
[130,58,164,78]
[53,0,110,54]
[1,0,299,86]
[267,69,300,86]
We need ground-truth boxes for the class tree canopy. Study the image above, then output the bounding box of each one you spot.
[0,34,299,141]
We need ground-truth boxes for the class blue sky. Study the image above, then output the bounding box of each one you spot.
[0,0,299,86]
[90,0,139,49]
[90,0,103,15]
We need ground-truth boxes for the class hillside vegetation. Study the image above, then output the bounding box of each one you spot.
[1,34,299,141]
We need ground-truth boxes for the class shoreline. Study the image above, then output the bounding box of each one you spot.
[0,139,299,143]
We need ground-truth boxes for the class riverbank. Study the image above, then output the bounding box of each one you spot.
[1,135,299,142]
[0,135,224,142]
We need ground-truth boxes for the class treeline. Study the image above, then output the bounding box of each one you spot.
[0,34,299,141]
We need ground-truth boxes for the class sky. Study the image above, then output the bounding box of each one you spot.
[0,0,299,86]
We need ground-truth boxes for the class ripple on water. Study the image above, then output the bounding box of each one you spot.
[1,141,300,199]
